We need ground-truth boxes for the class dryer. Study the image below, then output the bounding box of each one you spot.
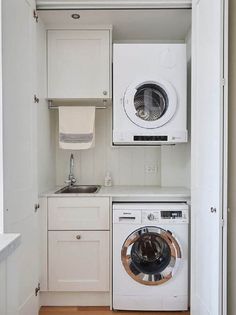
[113,203,189,311]
[113,43,187,145]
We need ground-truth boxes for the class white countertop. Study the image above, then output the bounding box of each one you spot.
[0,233,21,262]
[41,185,190,201]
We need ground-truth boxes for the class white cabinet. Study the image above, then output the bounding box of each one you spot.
[0,236,21,315]
[48,197,110,292]
[0,259,7,315]
[48,197,110,230]
[48,230,109,291]
[47,29,111,99]
[2,0,40,314]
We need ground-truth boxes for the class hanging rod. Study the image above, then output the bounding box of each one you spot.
[48,100,107,110]
[36,0,192,10]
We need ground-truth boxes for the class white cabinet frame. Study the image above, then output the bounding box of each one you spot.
[36,0,192,10]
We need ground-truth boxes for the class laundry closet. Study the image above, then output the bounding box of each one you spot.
[0,1,228,315]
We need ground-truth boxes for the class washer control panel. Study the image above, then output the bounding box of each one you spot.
[113,203,189,224]
[142,209,189,224]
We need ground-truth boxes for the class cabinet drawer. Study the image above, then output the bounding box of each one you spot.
[48,231,109,291]
[48,197,110,230]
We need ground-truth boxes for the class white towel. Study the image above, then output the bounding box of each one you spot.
[59,106,95,150]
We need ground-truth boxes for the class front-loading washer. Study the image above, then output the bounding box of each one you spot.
[112,203,189,311]
[113,43,187,145]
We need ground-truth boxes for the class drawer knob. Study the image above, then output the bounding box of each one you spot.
[76,235,81,240]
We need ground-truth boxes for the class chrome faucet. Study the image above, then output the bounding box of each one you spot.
[65,153,77,186]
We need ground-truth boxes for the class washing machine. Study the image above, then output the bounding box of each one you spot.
[113,203,189,311]
[113,43,187,145]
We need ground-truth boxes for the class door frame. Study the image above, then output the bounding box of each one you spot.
[36,0,192,10]
[222,0,228,314]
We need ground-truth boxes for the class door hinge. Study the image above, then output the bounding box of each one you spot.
[34,95,39,104]
[35,283,40,296]
[221,219,225,228]
[33,10,39,23]
[222,78,226,86]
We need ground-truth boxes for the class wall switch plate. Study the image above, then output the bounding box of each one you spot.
[145,165,158,174]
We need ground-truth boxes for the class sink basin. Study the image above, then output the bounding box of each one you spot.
[55,185,101,194]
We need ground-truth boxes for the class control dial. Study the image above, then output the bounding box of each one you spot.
[147,213,155,221]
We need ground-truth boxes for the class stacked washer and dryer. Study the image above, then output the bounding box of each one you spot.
[112,43,189,311]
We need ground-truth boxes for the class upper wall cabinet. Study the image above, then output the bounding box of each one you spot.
[47,29,111,99]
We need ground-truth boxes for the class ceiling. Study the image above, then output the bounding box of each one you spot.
[39,9,191,41]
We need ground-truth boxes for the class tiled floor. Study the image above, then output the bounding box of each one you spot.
[39,306,190,315]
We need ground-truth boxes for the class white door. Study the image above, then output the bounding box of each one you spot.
[191,1,228,315]
[2,0,39,314]
[47,29,111,99]
[48,230,110,291]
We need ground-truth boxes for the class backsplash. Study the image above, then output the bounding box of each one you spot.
[55,107,162,186]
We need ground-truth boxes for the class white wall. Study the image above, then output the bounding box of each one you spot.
[55,107,162,186]
[55,105,190,187]
[160,28,191,188]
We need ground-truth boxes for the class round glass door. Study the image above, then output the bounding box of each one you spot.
[134,84,168,121]
[123,79,177,129]
[121,226,181,286]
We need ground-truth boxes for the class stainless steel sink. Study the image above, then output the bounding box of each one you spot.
[55,185,101,194]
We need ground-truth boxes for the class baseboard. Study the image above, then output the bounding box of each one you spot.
[19,293,40,315]
[40,292,110,307]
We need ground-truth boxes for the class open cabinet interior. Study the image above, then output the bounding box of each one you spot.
[1,1,227,315]
[37,8,192,188]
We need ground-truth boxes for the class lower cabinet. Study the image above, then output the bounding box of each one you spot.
[48,230,109,291]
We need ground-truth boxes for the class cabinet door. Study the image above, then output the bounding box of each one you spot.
[48,197,110,230]
[191,1,228,315]
[2,0,40,314]
[48,231,109,291]
[48,29,110,99]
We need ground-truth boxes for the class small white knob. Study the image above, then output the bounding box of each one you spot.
[147,213,155,221]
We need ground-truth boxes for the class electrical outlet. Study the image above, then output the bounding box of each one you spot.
[145,165,158,174]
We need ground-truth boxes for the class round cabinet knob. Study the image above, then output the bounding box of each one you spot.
[103,91,108,96]
[76,235,81,240]
[147,213,155,221]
